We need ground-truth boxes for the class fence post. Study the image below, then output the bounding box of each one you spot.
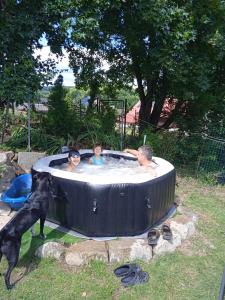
[218,265,225,300]
[27,94,31,152]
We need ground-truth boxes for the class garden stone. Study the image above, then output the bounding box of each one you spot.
[177,205,198,223]
[130,239,152,261]
[65,251,84,267]
[170,215,196,240]
[18,151,46,172]
[10,210,17,217]
[5,151,14,162]
[0,215,12,230]
[0,200,11,216]
[65,240,108,267]
[0,165,15,193]
[107,239,134,263]
[107,238,152,263]
[35,242,65,260]
[153,232,182,257]
[0,152,7,165]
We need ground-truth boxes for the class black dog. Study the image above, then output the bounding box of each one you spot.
[0,171,52,289]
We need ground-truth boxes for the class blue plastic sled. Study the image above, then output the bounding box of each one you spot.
[1,174,32,210]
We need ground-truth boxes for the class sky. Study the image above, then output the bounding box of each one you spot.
[35,36,111,87]
[34,44,75,87]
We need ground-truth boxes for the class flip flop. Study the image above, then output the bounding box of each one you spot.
[162,224,172,241]
[114,264,141,278]
[121,270,149,287]
[147,228,160,246]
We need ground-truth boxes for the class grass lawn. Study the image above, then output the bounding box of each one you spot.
[0,176,224,300]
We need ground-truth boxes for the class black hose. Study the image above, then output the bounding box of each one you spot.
[218,265,225,300]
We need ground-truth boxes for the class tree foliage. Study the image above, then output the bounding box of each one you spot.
[61,0,225,131]
[0,0,65,107]
[1,0,225,136]
[45,75,80,138]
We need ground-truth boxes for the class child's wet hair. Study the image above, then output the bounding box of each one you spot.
[93,143,103,150]
[68,149,80,158]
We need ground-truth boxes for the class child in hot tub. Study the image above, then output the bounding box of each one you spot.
[88,143,105,166]
[65,149,81,172]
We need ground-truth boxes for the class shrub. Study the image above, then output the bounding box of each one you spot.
[6,126,65,154]
[76,105,120,149]
[126,129,202,172]
[44,75,80,138]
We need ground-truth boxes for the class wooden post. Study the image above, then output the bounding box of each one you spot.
[27,94,31,151]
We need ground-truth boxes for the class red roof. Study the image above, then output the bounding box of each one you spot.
[124,99,177,126]
[125,101,140,124]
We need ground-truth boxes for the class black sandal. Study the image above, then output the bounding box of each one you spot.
[147,228,160,246]
[114,264,141,278]
[121,270,149,287]
[162,224,172,241]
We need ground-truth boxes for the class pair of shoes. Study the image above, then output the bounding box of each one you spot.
[114,264,149,287]
[147,224,173,246]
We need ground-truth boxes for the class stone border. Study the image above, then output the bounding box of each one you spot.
[35,207,198,266]
[1,200,197,267]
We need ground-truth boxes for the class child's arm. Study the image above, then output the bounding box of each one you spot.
[88,157,93,164]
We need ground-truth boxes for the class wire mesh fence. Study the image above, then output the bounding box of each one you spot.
[196,131,225,183]
[126,118,225,182]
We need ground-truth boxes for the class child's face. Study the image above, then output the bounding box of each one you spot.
[69,156,80,166]
[94,146,102,156]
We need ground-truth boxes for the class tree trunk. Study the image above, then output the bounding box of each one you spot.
[88,81,99,110]
[139,99,153,132]
[1,101,9,144]
[132,63,154,133]
[12,101,15,114]
[149,96,165,126]
[149,70,168,127]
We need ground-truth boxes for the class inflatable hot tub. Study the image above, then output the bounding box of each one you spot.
[32,150,176,237]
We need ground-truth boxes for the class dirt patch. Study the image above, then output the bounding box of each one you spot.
[177,231,195,256]
[179,231,215,257]
[57,260,81,274]
[197,211,219,226]
[112,288,121,300]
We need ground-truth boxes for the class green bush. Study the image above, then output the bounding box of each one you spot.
[76,105,120,149]
[126,129,202,172]
[44,75,81,139]
[6,126,65,154]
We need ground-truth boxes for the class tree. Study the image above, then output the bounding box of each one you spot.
[0,0,67,107]
[0,0,64,142]
[1,0,224,135]
[68,47,106,108]
[64,87,88,111]
[46,75,79,138]
[63,0,225,132]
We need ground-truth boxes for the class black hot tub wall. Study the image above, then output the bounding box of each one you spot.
[46,169,176,237]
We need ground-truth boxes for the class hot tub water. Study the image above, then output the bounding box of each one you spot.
[54,156,157,178]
